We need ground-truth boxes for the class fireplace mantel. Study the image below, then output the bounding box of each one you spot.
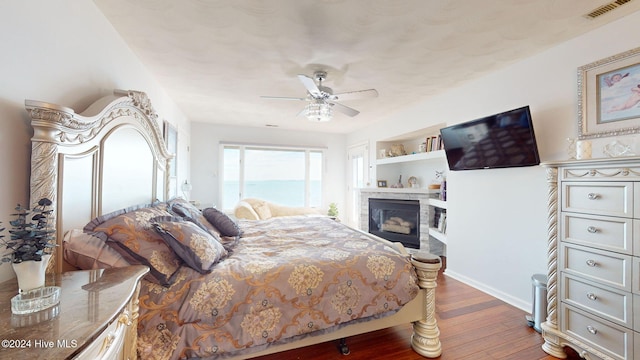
[360,187,433,195]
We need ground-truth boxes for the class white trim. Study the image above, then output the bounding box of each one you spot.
[444,270,530,312]
[220,141,327,151]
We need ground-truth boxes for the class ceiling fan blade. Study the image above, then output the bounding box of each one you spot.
[298,74,322,97]
[331,89,378,101]
[260,96,306,101]
[329,101,360,117]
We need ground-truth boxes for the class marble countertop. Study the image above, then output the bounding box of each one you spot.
[0,265,148,359]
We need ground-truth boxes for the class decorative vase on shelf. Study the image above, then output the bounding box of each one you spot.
[12,254,51,293]
[391,175,404,188]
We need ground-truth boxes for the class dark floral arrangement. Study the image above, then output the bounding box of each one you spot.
[0,198,56,264]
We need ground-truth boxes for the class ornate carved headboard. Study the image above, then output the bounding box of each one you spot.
[25,90,173,273]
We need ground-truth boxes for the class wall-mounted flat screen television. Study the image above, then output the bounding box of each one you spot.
[439,106,540,171]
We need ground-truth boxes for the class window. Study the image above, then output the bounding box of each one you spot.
[221,144,323,210]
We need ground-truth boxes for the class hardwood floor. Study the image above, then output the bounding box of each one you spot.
[255,272,582,360]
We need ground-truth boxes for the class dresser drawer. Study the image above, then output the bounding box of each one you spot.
[635,295,639,331]
[561,304,633,360]
[561,273,632,328]
[635,220,640,257]
[562,182,633,218]
[73,314,127,360]
[561,213,633,254]
[561,243,632,291]
[634,258,640,295]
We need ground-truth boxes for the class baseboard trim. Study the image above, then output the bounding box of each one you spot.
[443,270,530,313]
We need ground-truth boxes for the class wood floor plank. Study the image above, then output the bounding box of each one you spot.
[254,272,581,360]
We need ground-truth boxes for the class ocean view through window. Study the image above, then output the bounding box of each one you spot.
[222,144,324,210]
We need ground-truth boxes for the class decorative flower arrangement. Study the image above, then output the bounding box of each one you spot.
[0,198,56,264]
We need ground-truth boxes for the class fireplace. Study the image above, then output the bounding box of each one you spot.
[368,198,420,249]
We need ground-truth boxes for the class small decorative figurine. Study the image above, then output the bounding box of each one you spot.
[391,175,404,188]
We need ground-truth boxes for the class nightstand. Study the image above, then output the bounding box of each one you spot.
[0,265,148,360]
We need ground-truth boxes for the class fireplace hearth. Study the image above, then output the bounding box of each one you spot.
[368,198,420,249]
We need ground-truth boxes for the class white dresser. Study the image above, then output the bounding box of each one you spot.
[542,158,640,360]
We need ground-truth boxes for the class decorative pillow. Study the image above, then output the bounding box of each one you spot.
[168,197,202,221]
[168,197,220,236]
[84,203,182,286]
[63,229,130,270]
[233,201,260,220]
[253,201,272,220]
[151,216,228,273]
[202,207,241,237]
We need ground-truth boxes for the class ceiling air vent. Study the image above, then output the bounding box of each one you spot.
[585,0,633,19]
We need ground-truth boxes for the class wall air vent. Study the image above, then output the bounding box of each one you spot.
[585,0,633,19]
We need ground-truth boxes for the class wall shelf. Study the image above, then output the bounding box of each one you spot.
[428,198,447,209]
[428,228,447,244]
[428,197,447,246]
[376,150,445,165]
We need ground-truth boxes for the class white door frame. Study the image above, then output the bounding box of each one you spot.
[346,141,370,228]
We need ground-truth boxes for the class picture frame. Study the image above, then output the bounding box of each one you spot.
[578,46,640,139]
[377,180,387,188]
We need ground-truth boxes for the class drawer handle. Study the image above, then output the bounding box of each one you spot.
[586,325,597,335]
[586,226,598,233]
[586,259,597,267]
[587,193,600,200]
[586,292,597,301]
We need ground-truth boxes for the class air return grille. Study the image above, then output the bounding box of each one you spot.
[585,0,633,19]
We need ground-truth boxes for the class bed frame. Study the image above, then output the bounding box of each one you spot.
[25,90,443,359]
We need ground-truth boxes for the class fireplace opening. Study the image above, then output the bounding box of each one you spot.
[368,198,420,249]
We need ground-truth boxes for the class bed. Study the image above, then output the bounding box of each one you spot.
[25,90,442,360]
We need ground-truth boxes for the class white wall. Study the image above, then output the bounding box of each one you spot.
[4,0,638,315]
[348,11,640,311]
[0,1,189,282]
[190,122,346,213]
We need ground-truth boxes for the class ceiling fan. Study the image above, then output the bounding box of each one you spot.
[261,70,378,122]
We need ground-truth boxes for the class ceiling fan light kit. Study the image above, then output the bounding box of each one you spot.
[305,101,333,122]
[261,70,378,122]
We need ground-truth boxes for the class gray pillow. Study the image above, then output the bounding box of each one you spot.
[202,207,241,237]
[151,216,227,274]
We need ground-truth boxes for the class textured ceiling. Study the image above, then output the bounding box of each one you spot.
[94,0,640,134]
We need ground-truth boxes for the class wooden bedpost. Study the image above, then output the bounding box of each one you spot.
[410,252,442,358]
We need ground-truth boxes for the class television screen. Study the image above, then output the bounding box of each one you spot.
[439,106,540,171]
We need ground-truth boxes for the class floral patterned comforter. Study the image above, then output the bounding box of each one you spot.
[136,216,419,360]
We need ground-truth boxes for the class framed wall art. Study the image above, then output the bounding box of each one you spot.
[578,46,640,139]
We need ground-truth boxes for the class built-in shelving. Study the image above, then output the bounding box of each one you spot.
[373,124,449,257]
[427,198,446,209]
[428,227,447,244]
[428,197,447,245]
[376,150,446,165]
